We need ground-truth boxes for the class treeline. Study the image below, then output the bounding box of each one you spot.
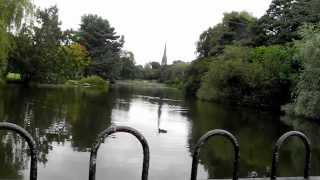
[0,2,146,85]
[141,60,189,88]
[182,0,320,120]
[0,1,189,86]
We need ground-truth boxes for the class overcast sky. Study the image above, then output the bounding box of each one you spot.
[33,0,272,65]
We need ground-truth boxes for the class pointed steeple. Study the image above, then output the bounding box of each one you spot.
[161,43,167,66]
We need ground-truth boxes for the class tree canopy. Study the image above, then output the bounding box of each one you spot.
[196,11,258,58]
[0,0,32,76]
[259,0,320,44]
[78,14,124,80]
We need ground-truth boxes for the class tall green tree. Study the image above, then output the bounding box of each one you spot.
[57,43,91,81]
[9,6,65,83]
[196,11,258,58]
[284,24,320,119]
[119,50,136,79]
[8,24,35,80]
[259,0,320,44]
[78,14,124,81]
[32,6,63,83]
[0,0,32,76]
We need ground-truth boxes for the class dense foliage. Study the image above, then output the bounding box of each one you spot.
[259,0,320,44]
[196,12,258,58]
[7,6,91,84]
[78,14,124,81]
[284,25,320,119]
[2,4,140,85]
[184,0,320,118]
[0,0,32,77]
[197,46,298,107]
[160,61,189,88]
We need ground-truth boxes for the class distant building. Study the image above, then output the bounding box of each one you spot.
[161,44,167,66]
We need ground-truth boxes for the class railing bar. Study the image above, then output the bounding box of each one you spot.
[88,125,150,180]
[0,122,38,180]
[271,131,311,180]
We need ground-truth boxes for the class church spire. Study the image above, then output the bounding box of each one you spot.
[161,43,167,66]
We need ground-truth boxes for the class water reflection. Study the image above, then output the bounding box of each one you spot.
[0,132,28,179]
[0,84,319,180]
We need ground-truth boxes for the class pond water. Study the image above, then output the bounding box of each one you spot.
[0,84,320,180]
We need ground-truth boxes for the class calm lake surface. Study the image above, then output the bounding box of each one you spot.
[1,84,320,180]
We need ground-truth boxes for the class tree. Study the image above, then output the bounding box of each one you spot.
[119,51,136,79]
[183,58,210,96]
[0,0,32,76]
[57,43,91,81]
[78,14,124,80]
[188,12,258,96]
[259,0,320,44]
[160,61,189,88]
[7,24,35,81]
[8,6,70,83]
[197,45,298,107]
[143,62,161,80]
[196,11,258,58]
[284,24,320,119]
[31,6,63,83]
[149,61,161,69]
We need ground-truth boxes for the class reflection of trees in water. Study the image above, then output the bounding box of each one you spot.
[186,101,312,179]
[281,115,320,176]
[0,133,28,179]
[0,86,115,175]
[68,90,114,151]
[112,84,183,101]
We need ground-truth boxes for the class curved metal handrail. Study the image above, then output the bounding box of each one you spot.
[271,131,311,180]
[88,126,150,180]
[190,129,240,180]
[0,122,37,180]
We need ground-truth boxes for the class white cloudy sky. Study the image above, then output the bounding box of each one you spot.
[33,0,272,65]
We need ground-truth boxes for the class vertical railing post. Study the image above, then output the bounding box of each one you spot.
[88,126,150,180]
[0,122,38,180]
[271,131,311,180]
[190,129,240,180]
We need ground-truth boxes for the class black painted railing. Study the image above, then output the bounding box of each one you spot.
[88,126,150,180]
[191,129,240,180]
[271,131,311,180]
[0,122,312,180]
[0,122,38,180]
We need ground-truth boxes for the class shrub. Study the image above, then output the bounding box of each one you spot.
[197,45,298,108]
[197,59,264,105]
[183,58,210,96]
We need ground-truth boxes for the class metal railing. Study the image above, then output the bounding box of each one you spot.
[0,122,312,180]
[191,129,240,180]
[88,126,150,180]
[271,131,311,180]
[0,122,38,180]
